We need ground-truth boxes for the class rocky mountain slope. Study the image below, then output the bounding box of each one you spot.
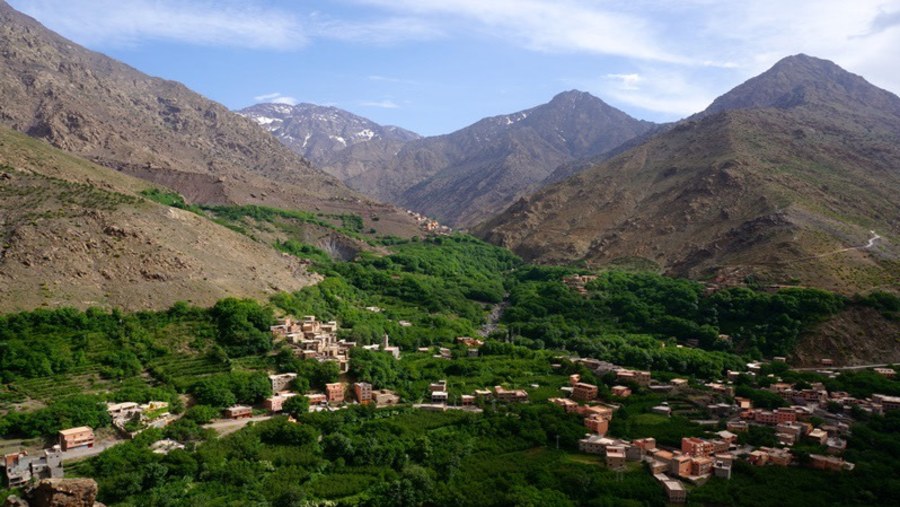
[0,1,419,237]
[390,91,657,227]
[0,127,319,312]
[237,102,420,182]
[477,55,900,294]
[249,91,655,227]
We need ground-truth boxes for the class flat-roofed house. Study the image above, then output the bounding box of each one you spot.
[354,382,373,404]
[58,427,94,451]
[611,385,632,398]
[605,446,626,469]
[571,382,598,402]
[269,373,297,393]
[584,414,609,435]
[326,383,346,403]
[374,390,400,406]
[654,474,687,503]
[223,405,252,420]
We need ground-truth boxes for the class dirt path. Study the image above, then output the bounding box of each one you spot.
[203,415,273,436]
[753,230,883,267]
[813,230,882,258]
[60,438,125,462]
[479,296,508,337]
[791,363,892,372]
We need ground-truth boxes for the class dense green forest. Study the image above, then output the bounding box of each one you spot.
[2,228,898,506]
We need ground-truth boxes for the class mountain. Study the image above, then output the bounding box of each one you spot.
[0,1,419,237]
[237,103,420,181]
[0,126,319,312]
[320,91,652,227]
[477,55,900,294]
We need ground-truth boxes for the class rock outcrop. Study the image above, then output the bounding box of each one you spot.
[5,478,104,507]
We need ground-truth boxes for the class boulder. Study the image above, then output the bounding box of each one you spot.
[24,479,99,507]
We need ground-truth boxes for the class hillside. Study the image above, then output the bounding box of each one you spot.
[0,127,321,312]
[0,1,420,237]
[477,56,900,294]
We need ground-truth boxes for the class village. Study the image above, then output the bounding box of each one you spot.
[4,312,898,505]
[557,357,899,503]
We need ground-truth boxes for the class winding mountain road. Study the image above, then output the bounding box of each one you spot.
[755,230,883,267]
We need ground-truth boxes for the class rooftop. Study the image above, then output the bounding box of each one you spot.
[59,426,92,436]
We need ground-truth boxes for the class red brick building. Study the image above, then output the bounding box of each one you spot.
[354,382,372,404]
[681,437,715,457]
[326,382,346,403]
[223,405,252,420]
[571,382,598,402]
[584,414,609,435]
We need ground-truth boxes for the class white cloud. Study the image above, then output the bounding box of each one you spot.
[253,93,298,106]
[352,0,900,118]
[11,0,900,122]
[360,100,400,109]
[254,93,283,102]
[574,66,720,120]
[606,74,643,91]
[11,0,307,50]
[352,0,689,63]
[270,96,300,106]
[311,15,442,45]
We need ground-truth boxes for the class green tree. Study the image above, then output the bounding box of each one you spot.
[282,395,310,418]
[210,298,274,356]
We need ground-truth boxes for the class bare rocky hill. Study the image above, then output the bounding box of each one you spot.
[477,55,900,294]
[0,127,320,312]
[0,1,419,238]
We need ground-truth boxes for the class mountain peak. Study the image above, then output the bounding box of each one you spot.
[701,54,900,117]
[549,89,604,105]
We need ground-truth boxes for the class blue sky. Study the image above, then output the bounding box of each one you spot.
[9,0,900,136]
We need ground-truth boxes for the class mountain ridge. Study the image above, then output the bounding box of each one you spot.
[0,0,420,237]
[476,55,900,294]
[252,90,655,227]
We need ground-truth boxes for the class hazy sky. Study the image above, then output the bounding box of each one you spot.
[9,0,900,136]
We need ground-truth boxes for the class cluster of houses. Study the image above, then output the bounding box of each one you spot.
[552,359,900,503]
[4,401,182,487]
[723,365,900,417]
[271,316,408,375]
[224,373,400,419]
[551,374,617,435]
[405,209,451,235]
[414,379,529,412]
[3,447,63,488]
[576,433,739,503]
[219,373,405,420]
[270,316,352,374]
[569,357,652,399]
[4,425,100,487]
[106,400,174,436]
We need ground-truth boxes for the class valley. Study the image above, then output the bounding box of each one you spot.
[0,1,898,506]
